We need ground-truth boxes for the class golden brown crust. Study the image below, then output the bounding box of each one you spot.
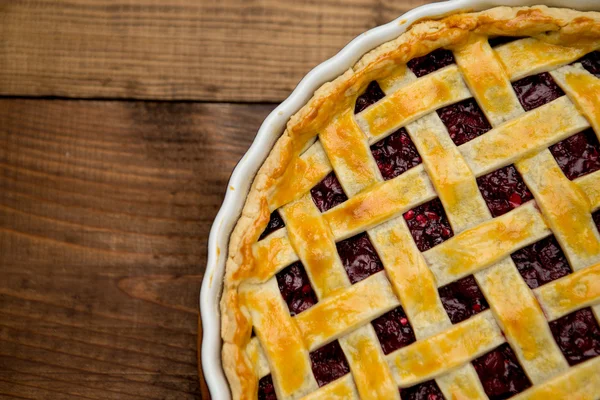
[218,6,600,399]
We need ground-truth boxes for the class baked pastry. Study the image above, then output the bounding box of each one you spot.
[220,5,600,400]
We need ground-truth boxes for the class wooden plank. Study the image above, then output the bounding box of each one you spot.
[0,0,432,101]
[0,99,277,399]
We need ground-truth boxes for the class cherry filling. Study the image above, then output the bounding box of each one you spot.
[400,380,445,400]
[309,340,350,387]
[276,261,318,316]
[258,375,276,400]
[510,235,571,290]
[370,128,422,180]
[437,98,492,146]
[579,51,600,78]
[310,172,348,213]
[257,49,600,398]
[549,308,600,366]
[407,49,456,77]
[438,275,489,324]
[336,232,384,284]
[371,306,416,355]
[404,199,454,252]
[512,72,564,111]
[476,165,533,218]
[472,344,532,400]
[549,129,600,180]
[259,210,285,240]
[355,81,386,114]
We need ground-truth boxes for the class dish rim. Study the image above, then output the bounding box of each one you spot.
[200,0,598,398]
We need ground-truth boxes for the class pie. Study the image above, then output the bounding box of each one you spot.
[219,5,600,400]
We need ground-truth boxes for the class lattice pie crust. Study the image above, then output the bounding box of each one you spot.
[220,6,600,400]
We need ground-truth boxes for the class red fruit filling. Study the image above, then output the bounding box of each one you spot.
[510,235,571,290]
[549,308,600,366]
[476,165,533,218]
[512,72,564,111]
[550,129,600,180]
[400,380,445,400]
[258,375,276,400]
[310,172,348,213]
[276,261,318,316]
[579,51,600,78]
[404,199,454,252]
[370,128,422,180]
[309,340,350,387]
[256,50,600,400]
[371,306,416,355]
[355,81,386,114]
[439,275,489,324]
[472,344,532,400]
[259,210,285,240]
[336,232,384,284]
[408,49,455,77]
[437,98,492,146]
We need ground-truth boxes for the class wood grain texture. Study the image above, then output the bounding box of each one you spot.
[1,0,432,101]
[1,0,439,397]
[0,99,277,399]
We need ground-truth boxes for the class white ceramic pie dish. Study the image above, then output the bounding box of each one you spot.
[200,0,598,398]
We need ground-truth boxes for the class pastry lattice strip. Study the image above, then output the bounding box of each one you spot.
[243,37,600,400]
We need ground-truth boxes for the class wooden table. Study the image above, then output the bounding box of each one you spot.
[0,1,431,398]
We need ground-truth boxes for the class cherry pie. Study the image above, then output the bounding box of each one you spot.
[220,6,600,400]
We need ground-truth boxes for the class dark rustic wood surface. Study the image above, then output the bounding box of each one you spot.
[0,0,432,398]
[0,100,276,399]
[2,0,431,102]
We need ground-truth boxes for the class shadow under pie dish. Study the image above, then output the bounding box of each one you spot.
[217,5,600,400]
